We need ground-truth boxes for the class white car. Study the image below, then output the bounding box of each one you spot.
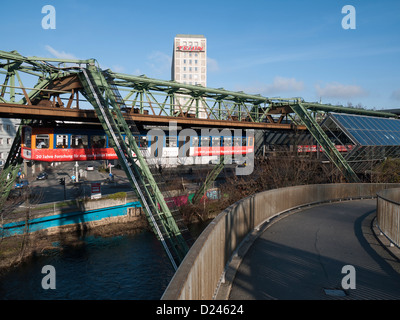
[86,165,94,171]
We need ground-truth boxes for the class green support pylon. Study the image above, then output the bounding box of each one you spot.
[78,65,189,270]
[0,119,33,213]
[191,155,225,204]
[0,64,49,210]
[290,102,360,182]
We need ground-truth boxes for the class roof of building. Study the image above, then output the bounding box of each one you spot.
[330,113,400,146]
[322,113,400,172]
[175,34,205,38]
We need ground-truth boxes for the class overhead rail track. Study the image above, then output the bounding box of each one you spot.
[1,50,400,253]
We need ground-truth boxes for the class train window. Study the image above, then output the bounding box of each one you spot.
[223,137,232,147]
[201,137,210,147]
[36,134,49,149]
[133,135,147,148]
[242,138,247,146]
[212,137,221,147]
[166,136,177,147]
[139,136,148,148]
[249,137,254,146]
[23,127,32,148]
[71,135,88,148]
[233,138,241,146]
[90,135,106,148]
[192,137,199,147]
[56,134,68,148]
[133,136,139,146]
[124,136,131,146]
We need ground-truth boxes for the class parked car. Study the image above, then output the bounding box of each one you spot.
[36,172,48,180]
[86,165,94,171]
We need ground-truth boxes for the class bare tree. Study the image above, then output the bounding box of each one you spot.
[0,185,43,270]
[372,158,400,183]
[181,150,343,224]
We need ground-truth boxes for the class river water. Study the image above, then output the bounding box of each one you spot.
[0,230,176,300]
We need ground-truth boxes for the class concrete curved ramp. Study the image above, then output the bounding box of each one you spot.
[228,199,400,300]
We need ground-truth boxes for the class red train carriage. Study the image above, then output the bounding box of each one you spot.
[21,126,118,162]
[21,126,254,163]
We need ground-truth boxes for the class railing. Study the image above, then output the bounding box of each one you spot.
[162,183,400,300]
[377,188,400,248]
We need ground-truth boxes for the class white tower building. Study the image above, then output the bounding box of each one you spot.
[171,34,207,118]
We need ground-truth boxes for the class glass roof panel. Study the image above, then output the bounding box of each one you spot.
[331,113,400,146]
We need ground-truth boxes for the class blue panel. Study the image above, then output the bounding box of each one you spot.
[332,113,400,146]
[3,201,141,237]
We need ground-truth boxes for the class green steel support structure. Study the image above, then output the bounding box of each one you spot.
[1,50,400,261]
[78,65,190,270]
[0,53,59,209]
[0,126,24,210]
[289,102,360,182]
[191,155,225,204]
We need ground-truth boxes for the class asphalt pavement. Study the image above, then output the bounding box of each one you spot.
[25,161,132,204]
[228,199,400,300]
[21,161,217,204]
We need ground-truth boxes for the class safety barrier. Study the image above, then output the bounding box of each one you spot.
[162,183,400,300]
[377,188,400,248]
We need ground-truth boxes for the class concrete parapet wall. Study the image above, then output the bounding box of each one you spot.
[76,197,127,212]
[162,183,400,300]
[377,188,400,247]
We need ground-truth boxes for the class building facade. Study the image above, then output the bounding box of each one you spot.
[171,34,207,118]
[0,118,20,167]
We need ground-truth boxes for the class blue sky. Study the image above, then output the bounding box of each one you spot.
[2,0,400,110]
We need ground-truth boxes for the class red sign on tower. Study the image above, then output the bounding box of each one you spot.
[176,46,204,52]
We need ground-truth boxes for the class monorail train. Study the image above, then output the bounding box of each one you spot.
[297,145,354,153]
[21,126,254,166]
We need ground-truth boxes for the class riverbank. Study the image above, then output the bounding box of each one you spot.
[0,188,222,276]
[0,209,150,276]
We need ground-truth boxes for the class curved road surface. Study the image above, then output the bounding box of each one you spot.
[228,199,400,300]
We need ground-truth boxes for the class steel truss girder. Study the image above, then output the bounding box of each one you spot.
[0,50,290,125]
[3,49,400,206]
[101,70,280,122]
[1,50,398,122]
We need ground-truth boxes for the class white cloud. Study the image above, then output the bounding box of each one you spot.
[45,45,79,60]
[268,76,304,93]
[240,76,304,95]
[315,82,367,99]
[146,51,172,76]
[132,68,143,76]
[391,88,400,101]
[111,65,125,73]
[207,57,219,72]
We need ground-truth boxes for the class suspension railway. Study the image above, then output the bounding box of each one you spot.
[1,50,398,270]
